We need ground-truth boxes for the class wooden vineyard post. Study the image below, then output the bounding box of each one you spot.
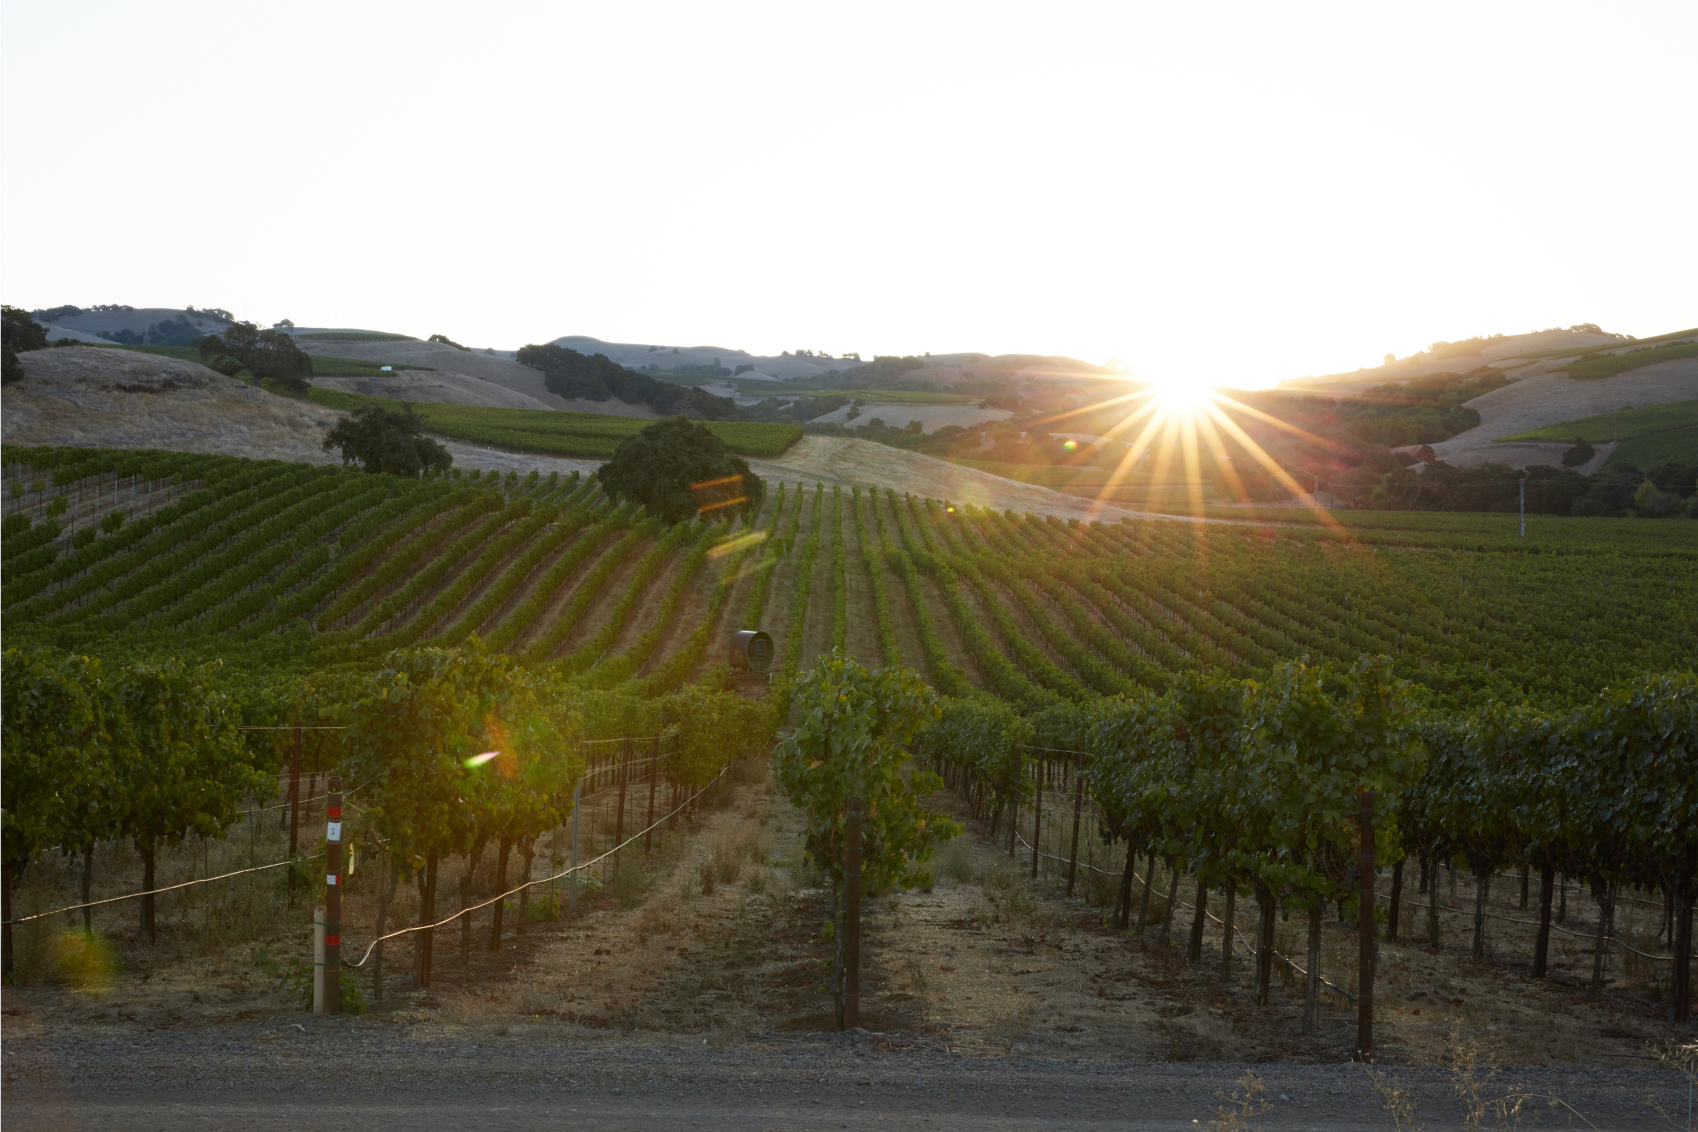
[844,798,863,1030]
[1007,750,1021,857]
[1670,868,1693,1024]
[1534,861,1555,978]
[614,738,630,871]
[323,777,343,1013]
[568,776,582,916]
[287,723,302,899]
[1066,770,1084,897]
[1387,859,1403,941]
[645,736,659,852]
[1356,789,1375,1061]
[489,838,511,951]
[1220,885,1236,984]
[417,853,437,989]
[1030,758,1042,879]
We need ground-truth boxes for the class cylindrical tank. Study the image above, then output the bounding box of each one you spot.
[730,629,774,673]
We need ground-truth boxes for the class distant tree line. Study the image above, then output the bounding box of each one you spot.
[515,343,740,420]
[1347,459,1698,519]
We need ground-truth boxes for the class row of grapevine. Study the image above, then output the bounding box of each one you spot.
[2,448,1691,713]
[921,659,1696,1022]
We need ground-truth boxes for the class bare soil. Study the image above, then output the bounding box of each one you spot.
[5,768,1692,1131]
[6,771,1686,1070]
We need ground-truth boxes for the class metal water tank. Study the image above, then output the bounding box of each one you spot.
[730,629,774,673]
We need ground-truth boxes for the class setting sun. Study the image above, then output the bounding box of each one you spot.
[1150,376,1214,417]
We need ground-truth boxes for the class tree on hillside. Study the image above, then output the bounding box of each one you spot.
[2,306,49,386]
[199,321,313,393]
[596,416,764,524]
[428,333,469,351]
[323,405,453,478]
[1562,438,1595,467]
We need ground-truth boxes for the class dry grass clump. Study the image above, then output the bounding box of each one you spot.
[699,828,768,895]
[939,838,978,885]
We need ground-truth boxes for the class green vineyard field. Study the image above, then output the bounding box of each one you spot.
[3,444,1693,710]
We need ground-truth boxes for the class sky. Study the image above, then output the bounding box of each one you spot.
[3,1,1695,389]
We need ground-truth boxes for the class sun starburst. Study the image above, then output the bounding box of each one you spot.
[1030,374,1341,528]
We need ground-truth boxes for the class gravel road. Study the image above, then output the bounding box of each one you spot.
[3,1013,1685,1131]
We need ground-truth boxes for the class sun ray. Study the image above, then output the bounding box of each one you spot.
[1209,392,1354,456]
[1030,386,1160,434]
[1193,408,1252,506]
[1082,401,1174,524]
[1178,413,1207,537]
[1202,404,1344,527]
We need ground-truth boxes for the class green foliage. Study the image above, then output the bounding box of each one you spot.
[1561,340,1698,380]
[113,658,266,851]
[920,697,1033,817]
[1,650,117,934]
[99,509,124,535]
[1561,438,1595,467]
[253,946,365,1014]
[774,652,961,893]
[331,642,582,867]
[1081,658,1425,911]
[1608,427,1698,473]
[660,682,775,787]
[2,305,50,354]
[517,343,741,419]
[427,333,469,351]
[596,417,764,526]
[1500,399,1698,444]
[3,305,48,385]
[199,322,314,393]
[322,405,453,478]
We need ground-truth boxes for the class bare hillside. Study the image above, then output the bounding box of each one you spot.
[1424,357,1698,469]
[1,349,1127,520]
[3,347,342,464]
[295,338,653,416]
[1284,328,1629,393]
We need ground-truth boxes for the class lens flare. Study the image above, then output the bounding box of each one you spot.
[465,751,500,768]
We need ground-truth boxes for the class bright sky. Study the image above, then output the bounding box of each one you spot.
[3,2,1694,388]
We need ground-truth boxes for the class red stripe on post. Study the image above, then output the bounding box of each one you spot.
[327,806,343,819]
[325,935,340,946]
